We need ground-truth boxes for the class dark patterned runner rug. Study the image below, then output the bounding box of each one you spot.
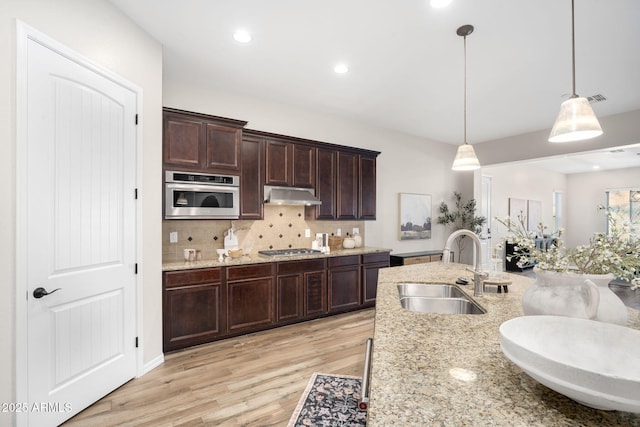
[287,372,367,426]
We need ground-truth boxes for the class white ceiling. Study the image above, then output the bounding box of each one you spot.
[109,0,640,173]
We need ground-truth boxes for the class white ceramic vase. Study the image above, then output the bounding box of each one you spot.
[343,237,356,249]
[353,232,362,248]
[522,268,600,320]
[583,273,628,326]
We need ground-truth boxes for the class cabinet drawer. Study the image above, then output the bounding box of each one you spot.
[227,263,274,281]
[362,252,389,265]
[278,259,325,275]
[328,255,360,268]
[404,256,431,265]
[164,268,222,288]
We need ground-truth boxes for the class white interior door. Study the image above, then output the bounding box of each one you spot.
[19,27,138,426]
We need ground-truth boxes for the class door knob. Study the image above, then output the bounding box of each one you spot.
[33,287,61,299]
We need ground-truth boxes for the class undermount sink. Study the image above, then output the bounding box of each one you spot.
[500,315,640,413]
[397,283,466,298]
[397,283,485,315]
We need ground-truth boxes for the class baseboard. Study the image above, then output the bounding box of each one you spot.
[140,354,164,377]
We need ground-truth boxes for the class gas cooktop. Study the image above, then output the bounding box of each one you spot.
[258,248,322,258]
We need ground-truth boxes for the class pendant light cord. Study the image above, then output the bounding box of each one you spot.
[571,0,576,97]
[463,33,468,144]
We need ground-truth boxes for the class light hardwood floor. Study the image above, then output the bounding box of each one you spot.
[62,308,375,427]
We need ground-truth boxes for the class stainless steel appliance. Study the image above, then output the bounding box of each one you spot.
[164,170,240,219]
[258,248,322,258]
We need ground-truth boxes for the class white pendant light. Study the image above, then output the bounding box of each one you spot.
[452,24,480,171]
[548,0,602,143]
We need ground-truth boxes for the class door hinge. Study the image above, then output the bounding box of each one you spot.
[135,114,139,125]
[135,337,139,348]
[135,263,138,274]
[134,188,139,199]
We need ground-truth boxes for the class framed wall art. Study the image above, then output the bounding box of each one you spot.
[527,199,542,234]
[508,197,527,221]
[399,193,432,240]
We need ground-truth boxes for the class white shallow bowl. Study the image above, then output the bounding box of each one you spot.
[500,315,640,413]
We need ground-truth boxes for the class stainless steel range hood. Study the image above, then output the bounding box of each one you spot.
[264,185,322,206]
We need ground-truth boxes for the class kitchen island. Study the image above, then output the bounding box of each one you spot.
[368,262,640,426]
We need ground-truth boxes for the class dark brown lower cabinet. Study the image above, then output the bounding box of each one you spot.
[227,264,275,332]
[163,267,224,352]
[328,255,361,313]
[277,259,327,322]
[362,252,390,307]
[162,252,389,352]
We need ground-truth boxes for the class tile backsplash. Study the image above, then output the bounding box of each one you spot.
[162,205,364,263]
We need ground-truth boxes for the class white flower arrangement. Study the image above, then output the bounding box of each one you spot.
[495,205,640,289]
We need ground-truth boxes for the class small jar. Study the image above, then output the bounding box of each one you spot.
[343,237,356,249]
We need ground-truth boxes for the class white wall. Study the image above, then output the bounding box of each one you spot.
[480,164,640,253]
[0,1,163,423]
[482,163,567,248]
[565,167,640,247]
[163,81,471,254]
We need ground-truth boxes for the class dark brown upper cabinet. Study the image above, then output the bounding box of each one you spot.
[163,108,246,173]
[307,149,378,221]
[309,148,337,220]
[336,151,358,220]
[240,135,264,220]
[264,139,315,188]
[358,155,377,220]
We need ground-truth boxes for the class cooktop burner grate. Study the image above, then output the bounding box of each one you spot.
[258,248,322,257]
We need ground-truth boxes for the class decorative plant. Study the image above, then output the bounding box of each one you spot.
[437,191,487,261]
[495,205,640,288]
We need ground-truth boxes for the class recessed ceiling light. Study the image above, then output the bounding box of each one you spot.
[430,0,453,8]
[334,63,349,74]
[233,29,252,43]
[592,165,601,170]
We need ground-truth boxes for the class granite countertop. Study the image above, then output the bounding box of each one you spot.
[368,262,640,426]
[162,246,391,271]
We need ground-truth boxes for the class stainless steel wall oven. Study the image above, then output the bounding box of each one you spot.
[164,170,240,219]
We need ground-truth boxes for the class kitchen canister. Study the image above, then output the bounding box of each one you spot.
[343,237,356,249]
[353,231,362,248]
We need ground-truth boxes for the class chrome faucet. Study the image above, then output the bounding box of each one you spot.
[443,229,486,297]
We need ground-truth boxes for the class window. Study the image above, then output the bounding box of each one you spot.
[606,189,640,237]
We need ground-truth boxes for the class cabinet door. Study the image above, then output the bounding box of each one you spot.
[310,148,337,220]
[163,268,224,352]
[362,262,387,306]
[328,266,361,312]
[361,253,389,306]
[359,155,376,219]
[292,144,315,188]
[337,151,358,220]
[204,122,241,171]
[265,139,292,186]
[227,277,274,332]
[304,270,326,317]
[240,136,263,219]
[163,112,203,168]
[163,283,223,352]
[277,275,302,322]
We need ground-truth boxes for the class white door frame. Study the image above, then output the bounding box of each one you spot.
[15,20,145,425]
